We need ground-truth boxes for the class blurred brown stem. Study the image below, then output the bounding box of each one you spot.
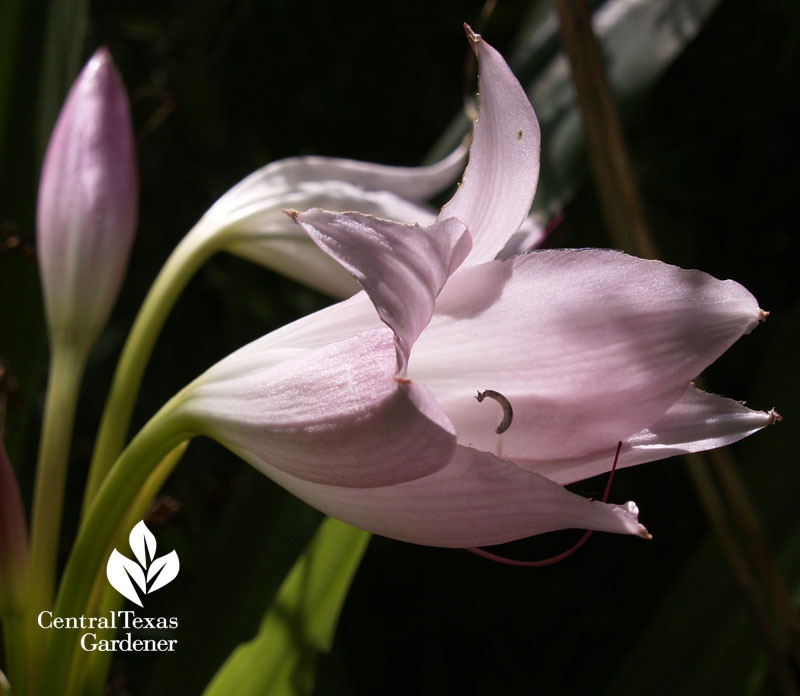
[554,0,657,258]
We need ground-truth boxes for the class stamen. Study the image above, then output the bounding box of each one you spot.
[476,389,513,434]
[465,441,623,567]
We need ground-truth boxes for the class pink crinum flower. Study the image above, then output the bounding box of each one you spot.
[171,28,775,547]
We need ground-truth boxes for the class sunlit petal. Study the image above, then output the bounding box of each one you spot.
[258,445,648,548]
[181,328,456,488]
[518,385,778,485]
[293,209,471,371]
[412,249,763,460]
[439,26,541,265]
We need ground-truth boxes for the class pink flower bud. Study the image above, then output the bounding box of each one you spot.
[0,436,27,605]
[37,47,137,352]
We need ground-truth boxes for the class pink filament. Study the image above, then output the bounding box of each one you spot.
[465,441,623,567]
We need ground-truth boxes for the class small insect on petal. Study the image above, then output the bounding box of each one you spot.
[476,389,513,434]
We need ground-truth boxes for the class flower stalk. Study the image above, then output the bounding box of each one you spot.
[82,227,225,514]
[42,404,192,695]
[18,344,87,695]
[72,442,188,696]
[26,345,84,613]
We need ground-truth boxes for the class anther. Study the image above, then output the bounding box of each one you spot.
[476,389,513,434]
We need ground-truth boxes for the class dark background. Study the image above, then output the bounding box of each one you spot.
[1,0,798,694]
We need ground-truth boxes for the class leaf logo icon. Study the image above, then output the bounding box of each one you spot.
[106,520,180,607]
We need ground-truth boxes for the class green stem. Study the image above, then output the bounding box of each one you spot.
[41,406,193,696]
[27,345,85,620]
[1,609,34,696]
[74,441,189,696]
[82,225,224,515]
[18,345,86,696]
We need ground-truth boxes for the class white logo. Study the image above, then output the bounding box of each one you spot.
[106,520,180,607]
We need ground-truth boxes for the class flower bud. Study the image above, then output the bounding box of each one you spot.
[37,48,137,353]
[0,436,27,608]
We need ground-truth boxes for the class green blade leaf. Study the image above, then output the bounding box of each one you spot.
[202,517,370,696]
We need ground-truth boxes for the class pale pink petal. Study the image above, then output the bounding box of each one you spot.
[228,229,361,299]
[234,290,381,371]
[293,209,471,372]
[519,385,778,485]
[257,445,649,548]
[262,140,469,201]
[204,142,468,229]
[410,249,764,461]
[207,179,438,232]
[180,328,456,487]
[203,181,443,298]
[439,27,541,266]
[192,142,468,299]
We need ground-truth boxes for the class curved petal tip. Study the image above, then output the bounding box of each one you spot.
[464,23,481,50]
[615,501,652,540]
